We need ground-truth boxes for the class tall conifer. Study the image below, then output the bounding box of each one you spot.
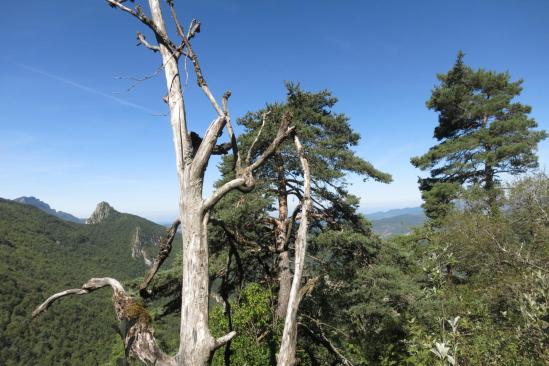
[412,52,547,218]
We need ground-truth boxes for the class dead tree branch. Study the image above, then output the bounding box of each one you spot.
[222,91,240,168]
[277,135,312,366]
[246,110,270,165]
[33,277,176,366]
[139,219,181,297]
[202,112,294,213]
[137,32,160,52]
[106,0,178,53]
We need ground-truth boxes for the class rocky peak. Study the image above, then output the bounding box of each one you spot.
[86,201,116,224]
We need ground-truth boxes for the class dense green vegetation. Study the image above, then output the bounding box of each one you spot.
[0,199,173,365]
[393,175,549,365]
[1,57,547,365]
[136,177,548,366]
[3,172,547,365]
[131,83,547,365]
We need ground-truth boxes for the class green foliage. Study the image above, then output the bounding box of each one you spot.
[393,174,549,366]
[0,199,172,365]
[239,83,392,186]
[419,181,462,223]
[516,270,549,362]
[231,83,391,223]
[210,283,281,366]
[412,52,547,219]
[3,78,547,366]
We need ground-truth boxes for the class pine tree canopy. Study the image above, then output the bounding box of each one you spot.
[411,51,547,218]
[239,82,392,183]
[215,82,392,228]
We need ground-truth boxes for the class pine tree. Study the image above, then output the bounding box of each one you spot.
[412,52,547,218]
[229,82,391,314]
[207,83,391,364]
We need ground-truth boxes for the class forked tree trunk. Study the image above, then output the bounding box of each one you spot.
[277,136,312,366]
[34,2,295,365]
[146,1,215,363]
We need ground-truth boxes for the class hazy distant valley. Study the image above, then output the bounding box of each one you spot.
[15,196,427,238]
[365,207,426,237]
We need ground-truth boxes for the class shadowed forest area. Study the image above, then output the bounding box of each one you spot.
[0,1,548,365]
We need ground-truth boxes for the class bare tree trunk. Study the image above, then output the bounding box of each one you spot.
[34,2,295,365]
[176,192,213,364]
[274,153,292,319]
[145,2,214,363]
[277,136,312,366]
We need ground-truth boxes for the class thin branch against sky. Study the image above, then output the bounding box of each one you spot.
[15,62,162,115]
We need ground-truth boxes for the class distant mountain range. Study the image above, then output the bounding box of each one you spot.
[13,196,84,223]
[366,207,426,237]
[14,195,427,238]
[0,196,424,363]
[365,206,424,220]
[14,195,426,238]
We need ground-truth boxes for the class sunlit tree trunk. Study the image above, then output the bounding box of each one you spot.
[34,1,294,365]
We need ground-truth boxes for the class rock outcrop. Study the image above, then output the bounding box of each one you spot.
[131,226,161,267]
[86,201,116,224]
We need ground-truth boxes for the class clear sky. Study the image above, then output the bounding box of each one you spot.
[1,0,548,222]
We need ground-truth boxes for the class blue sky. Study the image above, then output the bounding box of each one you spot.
[1,0,548,222]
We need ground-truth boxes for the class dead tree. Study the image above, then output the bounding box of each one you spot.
[277,135,312,366]
[33,1,294,365]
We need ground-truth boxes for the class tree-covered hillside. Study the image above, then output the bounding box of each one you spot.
[0,199,175,365]
[370,213,426,237]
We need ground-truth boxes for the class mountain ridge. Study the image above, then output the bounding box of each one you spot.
[0,197,179,365]
[365,207,426,236]
[365,206,424,220]
[14,196,84,223]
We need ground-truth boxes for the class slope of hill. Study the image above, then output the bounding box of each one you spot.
[365,206,424,220]
[370,213,426,237]
[13,196,84,223]
[366,207,425,236]
[0,198,176,365]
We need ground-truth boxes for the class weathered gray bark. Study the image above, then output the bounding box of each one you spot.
[274,153,293,319]
[33,278,176,366]
[34,1,295,365]
[277,135,312,366]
